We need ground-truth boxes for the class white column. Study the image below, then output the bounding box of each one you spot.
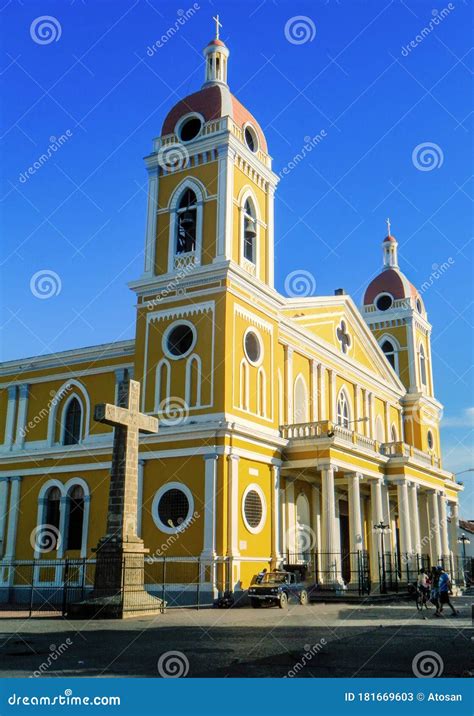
[81,494,91,558]
[321,465,337,582]
[369,393,375,438]
[227,454,240,557]
[271,465,281,565]
[328,370,336,422]
[280,479,287,556]
[418,491,431,557]
[354,385,361,425]
[384,401,390,443]
[396,480,413,558]
[348,473,363,553]
[449,502,459,560]
[438,493,450,560]
[319,364,326,420]
[215,145,235,261]
[266,185,275,287]
[408,482,421,555]
[310,360,318,422]
[143,162,159,276]
[381,481,392,549]
[428,489,442,561]
[363,390,369,436]
[4,476,21,559]
[137,459,145,538]
[284,346,294,424]
[0,478,9,558]
[57,494,68,558]
[13,383,29,449]
[286,481,296,556]
[3,385,17,450]
[201,453,218,558]
[370,478,384,581]
[311,484,322,552]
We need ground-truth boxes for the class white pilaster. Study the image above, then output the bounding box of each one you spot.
[227,454,240,558]
[13,383,29,449]
[143,163,159,276]
[396,480,413,557]
[321,465,337,554]
[370,478,384,581]
[284,346,294,424]
[57,495,68,558]
[137,459,145,538]
[81,494,91,558]
[311,484,321,553]
[0,478,9,558]
[384,400,390,443]
[319,364,326,420]
[266,185,275,287]
[286,481,296,555]
[271,465,281,565]
[215,145,235,260]
[3,385,17,450]
[354,385,361,424]
[4,476,21,559]
[328,370,336,422]
[310,360,318,422]
[201,453,219,558]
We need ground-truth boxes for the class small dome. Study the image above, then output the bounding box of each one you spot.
[383,234,397,243]
[161,84,267,152]
[363,268,419,306]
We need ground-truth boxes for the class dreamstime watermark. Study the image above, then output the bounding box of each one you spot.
[19,131,73,184]
[8,691,120,707]
[401,5,455,56]
[278,131,327,179]
[30,269,62,299]
[145,260,197,308]
[146,510,201,560]
[284,639,327,677]
[20,384,73,439]
[146,4,200,56]
[286,524,317,553]
[30,524,61,554]
[158,396,189,425]
[284,269,317,297]
[412,142,444,171]
[412,650,444,677]
[30,16,62,45]
[419,258,455,294]
[284,16,316,45]
[31,639,73,678]
[157,143,190,172]
[157,651,189,678]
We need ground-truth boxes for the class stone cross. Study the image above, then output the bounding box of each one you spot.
[94,379,158,544]
[386,217,391,235]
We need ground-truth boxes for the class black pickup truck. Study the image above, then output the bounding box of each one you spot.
[248,571,309,608]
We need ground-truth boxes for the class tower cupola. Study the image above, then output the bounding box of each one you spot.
[382,218,399,269]
[203,15,229,87]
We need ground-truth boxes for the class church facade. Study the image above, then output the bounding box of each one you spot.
[0,30,462,601]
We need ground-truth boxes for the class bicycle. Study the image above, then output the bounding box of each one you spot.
[415,585,430,611]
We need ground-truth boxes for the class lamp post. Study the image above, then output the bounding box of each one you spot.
[457,534,470,562]
[374,520,389,594]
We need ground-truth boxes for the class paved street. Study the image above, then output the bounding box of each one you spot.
[1,597,472,678]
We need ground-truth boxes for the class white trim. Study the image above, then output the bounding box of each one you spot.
[167,178,205,273]
[243,326,264,367]
[336,385,352,428]
[3,386,17,449]
[175,112,205,143]
[242,483,267,535]
[293,373,309,424]
[47,380,90,447]
[151,481,195,535]
[373,292,395,312]
[238,187,260,279]
[378,334,400,375]
[59,392,85,446]
[243,122,260,154]
[185,354,202,408]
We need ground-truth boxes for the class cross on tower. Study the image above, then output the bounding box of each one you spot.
[94,379,158,543]
[336,320,352,355]
[213,14,222,39]
[386,217,391,236]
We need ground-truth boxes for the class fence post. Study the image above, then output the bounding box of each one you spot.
[196,558,200,611]
[161,558,166,613]
[29,562,35,618]
[62,560,69,617]
[81,557,86,601]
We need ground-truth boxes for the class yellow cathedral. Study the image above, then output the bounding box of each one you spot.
[0,29,463,604]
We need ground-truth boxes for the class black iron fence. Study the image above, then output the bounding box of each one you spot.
[283,551,371,595]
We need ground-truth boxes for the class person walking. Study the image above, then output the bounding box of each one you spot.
[417,568,430,608]
[438,568,458,617]
[430,566,441,616]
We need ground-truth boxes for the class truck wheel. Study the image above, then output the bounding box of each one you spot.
[299,590,308,605]
[250,598,261,608]
[279,593,288,609]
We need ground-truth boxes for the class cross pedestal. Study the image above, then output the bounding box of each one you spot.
[71,379,163,619]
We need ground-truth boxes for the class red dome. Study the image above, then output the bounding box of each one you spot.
[206,39,226,47]
[383,234,397,243]
[363,268,419,305]
[161,84,267,153]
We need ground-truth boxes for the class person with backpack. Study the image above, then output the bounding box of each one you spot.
[438,567,458,617]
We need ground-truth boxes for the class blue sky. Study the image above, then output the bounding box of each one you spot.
[1,0,473,512]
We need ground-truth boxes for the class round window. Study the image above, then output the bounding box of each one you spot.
[165,323,195,358]
[178,116,202,142]
[153,486,193,533]
[427,430,434,450]
[244,330,262,364]
[243,488,265,532]
[376,294,393,311]
[416,298,423,314]
[244,125,258,153]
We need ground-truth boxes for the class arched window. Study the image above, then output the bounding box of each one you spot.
[375,416,385,443]
[240,359,249,410]
[336,390,350,428]
[257,367,266,417]
[63,397,82,445]
[294,375,309,424]
[186,355,201,408]
[66,485,84,550]
[44,486,61,549]
[176,188,197,255]
[155,359,171,411]
[242,199,257,264]
[278,370,284,426]
[419,345,427,387]
[381,339,397,372]
[391,424,398,443]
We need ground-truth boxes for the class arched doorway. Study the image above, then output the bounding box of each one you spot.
[295,492,312,560]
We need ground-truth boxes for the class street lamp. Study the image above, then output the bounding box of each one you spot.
[454,469,474,476]
[457,534,471,562]
[374,520,389,593]
[328,416,369,438]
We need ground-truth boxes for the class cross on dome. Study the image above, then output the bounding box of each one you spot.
[213,14,222,40]
[386,217,391,236]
